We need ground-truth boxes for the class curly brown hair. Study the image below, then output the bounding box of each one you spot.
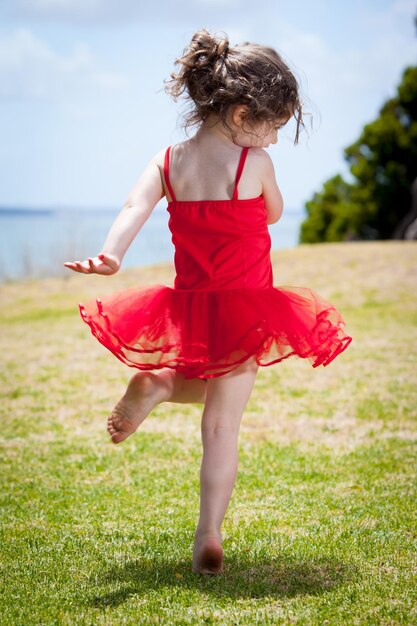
[164,28,306,144]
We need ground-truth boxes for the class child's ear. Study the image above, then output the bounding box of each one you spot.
[231,104,249,128]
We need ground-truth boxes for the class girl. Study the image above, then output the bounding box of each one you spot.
[64,29,352,575]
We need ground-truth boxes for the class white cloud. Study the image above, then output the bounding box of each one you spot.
[391,0,417,16]
[0,28,130,101]
[4,0,269,25]
[6,0,116,24]
[196,0,239,5]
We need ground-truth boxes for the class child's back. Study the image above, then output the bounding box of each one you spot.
[161,135,264,202]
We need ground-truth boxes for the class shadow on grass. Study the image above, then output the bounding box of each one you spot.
[88,553,357,607]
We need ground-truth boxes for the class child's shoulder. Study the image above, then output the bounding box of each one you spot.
[150,140,189,169]
[149,146,170,167]
[246,148,275,180]
[248,147,273,164]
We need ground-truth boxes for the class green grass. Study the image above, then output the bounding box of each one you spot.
[1,241,416,625]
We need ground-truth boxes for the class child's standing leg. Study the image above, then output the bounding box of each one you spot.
[107,369,207,444]
[192,357,259,574]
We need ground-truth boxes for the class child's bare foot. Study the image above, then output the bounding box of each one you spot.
[192,530,224,575]
[107,371,171,444]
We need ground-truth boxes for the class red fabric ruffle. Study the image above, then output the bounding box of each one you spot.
[78,284,352,380]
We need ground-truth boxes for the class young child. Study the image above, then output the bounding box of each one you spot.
[64,29,352,575]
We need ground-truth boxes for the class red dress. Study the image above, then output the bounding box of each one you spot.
[78,145,352,379]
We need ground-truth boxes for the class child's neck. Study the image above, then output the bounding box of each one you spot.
[193,116,240,150]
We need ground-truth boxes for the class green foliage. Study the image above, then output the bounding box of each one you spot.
[300,175,358,243]
[300,65,417,242]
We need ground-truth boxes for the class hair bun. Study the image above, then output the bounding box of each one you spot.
[216,39,229,58]
[188,29,229,66]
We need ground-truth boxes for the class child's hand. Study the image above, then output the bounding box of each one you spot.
[63,252,120,275]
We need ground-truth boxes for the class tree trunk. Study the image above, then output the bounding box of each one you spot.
[392,177,417,239]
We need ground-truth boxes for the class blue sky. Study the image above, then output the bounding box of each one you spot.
[1,0,416,212]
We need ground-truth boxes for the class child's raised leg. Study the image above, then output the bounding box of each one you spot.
[107,369,207,444]
[192,357,259,574]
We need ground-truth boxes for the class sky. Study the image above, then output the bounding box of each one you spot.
[0,0,416,212]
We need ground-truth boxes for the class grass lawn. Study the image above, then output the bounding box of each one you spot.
[0,241,416,625]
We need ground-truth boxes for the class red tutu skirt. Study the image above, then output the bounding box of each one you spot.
[78,285,352,379]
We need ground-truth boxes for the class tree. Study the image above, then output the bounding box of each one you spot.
[300,65,417,243]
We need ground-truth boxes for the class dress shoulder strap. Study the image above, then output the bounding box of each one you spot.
[163,145,177,202]
[232,147,249,201]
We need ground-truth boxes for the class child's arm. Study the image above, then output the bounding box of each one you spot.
[64,149,166,274]
[259,151,284,225]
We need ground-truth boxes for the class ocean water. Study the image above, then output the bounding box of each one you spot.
[0,203,305,284]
